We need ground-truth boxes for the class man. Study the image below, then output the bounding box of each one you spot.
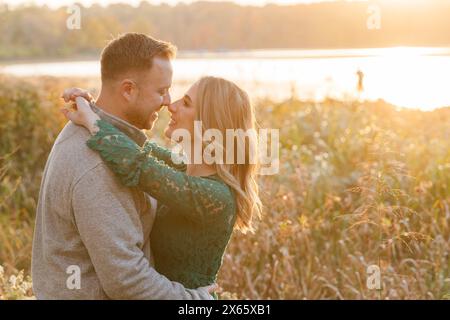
[31,33,213,299]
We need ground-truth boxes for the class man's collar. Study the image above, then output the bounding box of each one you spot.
[90,103,147,147]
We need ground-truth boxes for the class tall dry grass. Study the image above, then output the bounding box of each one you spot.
[0,77,449,299]
[218,99,450,299]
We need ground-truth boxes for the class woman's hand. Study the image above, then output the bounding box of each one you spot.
[61,87,93,103]
[60,97,101,135]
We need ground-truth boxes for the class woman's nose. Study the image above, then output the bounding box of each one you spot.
[168,101,177,113]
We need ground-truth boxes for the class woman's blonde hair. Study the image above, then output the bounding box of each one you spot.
[196,76,262,233]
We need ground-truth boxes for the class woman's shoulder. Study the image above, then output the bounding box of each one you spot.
[201,174,231,195]
[200,174,237,214]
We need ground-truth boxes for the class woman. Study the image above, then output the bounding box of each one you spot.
[61,76,262,294]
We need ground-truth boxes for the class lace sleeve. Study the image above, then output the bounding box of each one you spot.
[144,141,187,171]
[86,119,235,224]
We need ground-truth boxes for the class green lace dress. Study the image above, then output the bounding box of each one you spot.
[86,119,237,290]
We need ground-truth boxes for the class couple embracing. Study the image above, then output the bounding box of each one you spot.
[31,33,262,300]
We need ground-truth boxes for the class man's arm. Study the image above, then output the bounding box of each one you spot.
[71,162,211,300]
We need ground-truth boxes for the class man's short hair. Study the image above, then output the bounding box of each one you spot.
[101,33,176,82]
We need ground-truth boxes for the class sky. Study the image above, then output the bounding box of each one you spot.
[1,0,343,9]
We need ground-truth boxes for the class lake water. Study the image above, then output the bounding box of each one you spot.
[2,47,450,110]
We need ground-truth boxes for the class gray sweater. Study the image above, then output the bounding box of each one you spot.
[31,106,211,300]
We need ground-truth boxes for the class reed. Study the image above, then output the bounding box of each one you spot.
[0,77,448,299]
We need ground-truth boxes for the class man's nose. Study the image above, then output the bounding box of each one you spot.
[162,93,171,107]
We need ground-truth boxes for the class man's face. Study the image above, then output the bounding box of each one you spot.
[125,56,173,130]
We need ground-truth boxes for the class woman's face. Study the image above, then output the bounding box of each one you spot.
[164,81,199,141]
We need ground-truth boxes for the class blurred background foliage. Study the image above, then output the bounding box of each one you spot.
[0,76,448,299]
[1,1,450,60]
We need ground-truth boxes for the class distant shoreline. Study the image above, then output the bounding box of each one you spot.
[2,47,450,65]
[2,48,450,112]
[1,73,449,112]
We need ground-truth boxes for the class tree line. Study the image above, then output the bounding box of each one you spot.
[1,0,450,60]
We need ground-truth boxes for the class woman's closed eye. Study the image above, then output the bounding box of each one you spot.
[183,94,192,107]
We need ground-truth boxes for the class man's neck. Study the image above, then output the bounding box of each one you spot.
[95,92,127,122]
[91,91,147,147]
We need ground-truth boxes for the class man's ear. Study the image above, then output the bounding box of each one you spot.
[120,79,137,102]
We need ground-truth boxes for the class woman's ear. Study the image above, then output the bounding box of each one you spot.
[120,79,137,102]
